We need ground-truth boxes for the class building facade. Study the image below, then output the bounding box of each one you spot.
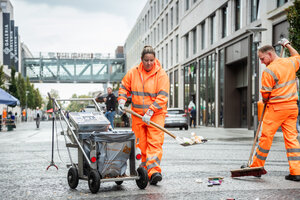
[124,0,292,129]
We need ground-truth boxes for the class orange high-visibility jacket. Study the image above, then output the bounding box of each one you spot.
[118,59,169,115]
[260,55,300,104]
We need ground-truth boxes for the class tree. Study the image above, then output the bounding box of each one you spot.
[46,89,60,110]
[16,73,27,108]
[8,67,18,99]
[66,94,92,112]
[34,88,42,108]
[0,66,5,90]
[287,0,300,76]
[26,77,35,109]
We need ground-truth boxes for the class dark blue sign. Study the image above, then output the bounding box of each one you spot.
[2,13,10,66]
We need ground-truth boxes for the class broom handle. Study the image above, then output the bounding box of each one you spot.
[248,103,267,166]
[124,108,177,139]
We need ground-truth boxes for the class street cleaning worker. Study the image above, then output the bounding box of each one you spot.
[118,45,169,185]
[250,38,300,181]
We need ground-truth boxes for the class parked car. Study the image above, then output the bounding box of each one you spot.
[164,108,188,130]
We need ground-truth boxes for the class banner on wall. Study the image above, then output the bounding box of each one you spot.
[2,12,11,66]
[10,20,15,63]
[14,26,19,71]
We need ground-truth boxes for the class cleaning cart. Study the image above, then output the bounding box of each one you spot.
[48,94,148,193]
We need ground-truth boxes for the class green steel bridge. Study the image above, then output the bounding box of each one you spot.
[23,54,126,83]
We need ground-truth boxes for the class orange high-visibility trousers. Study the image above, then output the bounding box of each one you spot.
[131,114,165,179]
[251,103,300,175]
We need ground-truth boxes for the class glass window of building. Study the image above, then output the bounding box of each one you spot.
[148,10,150,27]
[158,0,160,14]
[210,14,216,44]
[154,28,156,45]
[166,43,169,68]
[251,0,260,22]
[171,7,174,30]
[166,13,169,35]
[207,54,215,126]
[171,39,174,66]
[170,72,173,107]
[192,28,197,54]
[277,0,288,7]
[201,22,205,50]
[162,0,164,9]
[185,34,189,58]
[174,69,179,107]
[222,5,228,38]
[154,1,157,19]
[235,0,241,31]
[193,0,197,3]
[184,67,190,108]
[161,47,164,68]
[158,24,160,42]
[176,1,179,25]
[151,6,153,24]
[162,19,164,37]
[185,0,190,11]
[176,35,179,63]
[199,58,206,125]
[219,49,225,127]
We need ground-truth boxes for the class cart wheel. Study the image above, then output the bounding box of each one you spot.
[88,169,101,194]
[115,181,123,185]
[136,167,148,189]
[67,167,79,189]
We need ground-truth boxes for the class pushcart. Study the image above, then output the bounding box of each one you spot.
[48,94,148,193]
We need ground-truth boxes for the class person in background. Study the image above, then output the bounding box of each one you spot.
[250,38,300,181]
[118,45,169,185]
[2,108,7,124]
[35,107,42,128]
[190,106,196,128]
[188,99,196,128]
[104,87,117,129]
[22,109,26,122]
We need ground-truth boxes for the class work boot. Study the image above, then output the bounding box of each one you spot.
[149,173,162,185]
[285,174,300,181]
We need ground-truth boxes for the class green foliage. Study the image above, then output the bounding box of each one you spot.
[46,89,60,110]
[34,88,42,108]
[16,73,26,108]
[8,67,18,99]
[0,66,5,90]
[287,0,300,77]
[66,94,92,112]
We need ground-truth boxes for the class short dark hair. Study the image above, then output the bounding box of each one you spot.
[141,46,155,59]
[258,45,275,53]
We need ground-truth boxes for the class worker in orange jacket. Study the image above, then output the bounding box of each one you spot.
[250,38,300,181]
[118,46,169,185]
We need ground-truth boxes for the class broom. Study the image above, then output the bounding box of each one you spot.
[230,103,267,177]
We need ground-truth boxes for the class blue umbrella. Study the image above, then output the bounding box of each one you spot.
[0,88,20,107]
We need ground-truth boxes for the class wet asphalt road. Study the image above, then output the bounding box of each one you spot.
[0,121,299,200]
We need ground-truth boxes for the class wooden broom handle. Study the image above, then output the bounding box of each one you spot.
[123,108,177,139]
[248,103,267,166]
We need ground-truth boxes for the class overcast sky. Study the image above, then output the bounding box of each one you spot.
[10,0,147,99]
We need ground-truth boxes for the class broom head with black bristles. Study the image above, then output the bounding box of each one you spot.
[231,166,267,178]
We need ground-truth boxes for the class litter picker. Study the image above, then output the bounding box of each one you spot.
[230,103,267,177]
[46,95,58,170]
[124,108,207,146]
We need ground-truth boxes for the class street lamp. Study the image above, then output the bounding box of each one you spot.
[246,27,267,137]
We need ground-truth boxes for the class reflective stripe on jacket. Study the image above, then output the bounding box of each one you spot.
[118,58,169,115]
[260,55,300,104]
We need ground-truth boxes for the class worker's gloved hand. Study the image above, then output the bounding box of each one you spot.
[118,99,126,113]
[142,109,154,125]
[278,38,290,47]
